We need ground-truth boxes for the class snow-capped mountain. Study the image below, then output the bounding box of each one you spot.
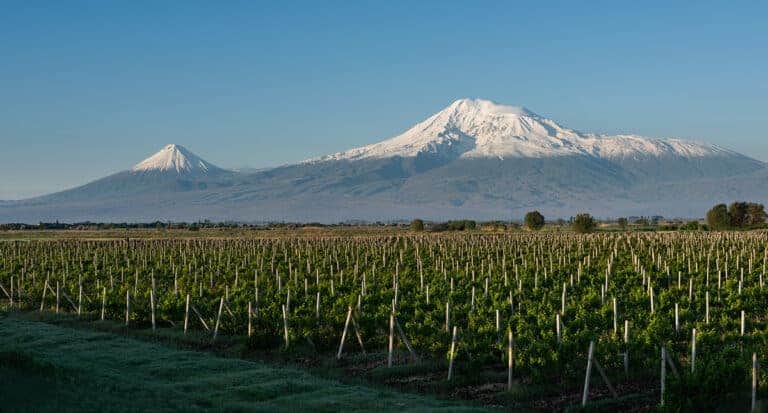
[132,144,224,175]
[312,98,736,162]
[1,99,766,223]
[5,144,234,209]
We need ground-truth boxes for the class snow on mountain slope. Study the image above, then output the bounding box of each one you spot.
[132,144,223,174]
[309,98,741,162]
[581,135,738,160]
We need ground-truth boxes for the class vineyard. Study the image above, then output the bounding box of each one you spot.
[2,231,768,411]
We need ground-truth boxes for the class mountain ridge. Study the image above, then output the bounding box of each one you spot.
[1,98,765,223]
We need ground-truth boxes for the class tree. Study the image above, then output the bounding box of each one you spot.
[524,211,545,230]
[728,202,748,228]
[722,202,766,228]
[706,204,731,230]
[617,217,628,230]
[410,219,425,232]
[745,203,766,226]
[572,213,596,233]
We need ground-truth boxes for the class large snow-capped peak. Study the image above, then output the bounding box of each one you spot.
[132,144,221,174]
[310,98,739,162]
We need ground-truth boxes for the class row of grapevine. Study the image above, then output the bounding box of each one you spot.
[1,232,766,410]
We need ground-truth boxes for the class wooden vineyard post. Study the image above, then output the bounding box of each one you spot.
[445,301,450,332]
[184,294,190,334]
[78,284,82,316]
[282,304,289,349]
[507,329,514,391]
[752,353,758,412]
[675,303,679,333]
[101,287,106,320]
[56,281,60,313]
[40,279,48,312]
[393,316,418,362]
[661,346,666,407]
[581,340,618,407]
[561,283,566,315]
[447,326,458,381]
[624,320,629,376]
[337,306,353,359]
[150,289,156,331]
[705,292,710,324]
[388,312,395,367]
[125,290,130,326]
[189,303,211,332]
[741,310,746,336]
[213,296,224,341]
[350,309,365,355]
[247,301,252,337]
[689,278,693,301]
[691,328,697,373]
[612,298,617,335]
[556,313,562,344]
[582,341,594,407]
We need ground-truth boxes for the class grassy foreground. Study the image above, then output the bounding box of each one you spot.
[0,314,487,412]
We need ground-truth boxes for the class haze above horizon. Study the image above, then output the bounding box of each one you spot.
[1,1,767,199]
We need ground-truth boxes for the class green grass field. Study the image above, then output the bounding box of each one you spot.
[0,313,488,412]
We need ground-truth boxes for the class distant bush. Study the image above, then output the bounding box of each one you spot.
[681,221,700,231]
[449,220,476,231]
[480,221,506,231]
[524,211,545,230]
[429,220,476,232]
[635,217,650,227]
[571,213,596,233]
[410,219,425,232]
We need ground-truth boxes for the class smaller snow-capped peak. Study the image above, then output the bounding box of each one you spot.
[132,144,221,174]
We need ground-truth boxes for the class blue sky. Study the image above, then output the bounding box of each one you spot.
[1,1,766,199]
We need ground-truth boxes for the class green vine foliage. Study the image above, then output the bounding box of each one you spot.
[3,231,768,409]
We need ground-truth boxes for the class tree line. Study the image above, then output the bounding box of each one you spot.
[706,202,766,230]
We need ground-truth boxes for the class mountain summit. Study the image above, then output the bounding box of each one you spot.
[132,144,223,175]
[314,98,735,162]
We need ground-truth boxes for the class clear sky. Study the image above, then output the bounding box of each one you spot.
[1,1,766,199]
